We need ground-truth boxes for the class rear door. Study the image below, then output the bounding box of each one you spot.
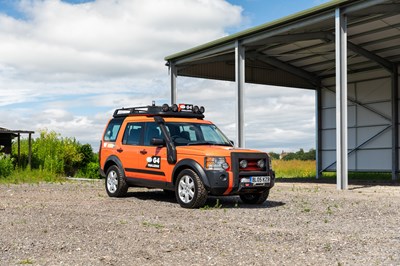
[118,122,144,178]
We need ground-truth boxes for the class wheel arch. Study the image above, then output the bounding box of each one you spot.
[104,155,126,179]
[172,159,210,189]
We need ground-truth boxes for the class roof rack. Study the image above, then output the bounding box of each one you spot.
[113,103,205,119]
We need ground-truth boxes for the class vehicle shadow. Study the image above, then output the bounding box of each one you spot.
[125,190,285,209]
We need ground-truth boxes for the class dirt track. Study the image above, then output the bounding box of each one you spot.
[1,180,400,265]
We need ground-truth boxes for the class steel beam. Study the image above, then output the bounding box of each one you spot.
[316,87,322,179]
[252,52,321,87]
[170,63,177,105]
[235,40,245,148]
[346,41,393,71]
[335,8,348,190]
[392,65,399,180]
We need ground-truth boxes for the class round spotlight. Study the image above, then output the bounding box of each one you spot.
[162,104,169,112]
[199,106,205,113]
[193,105,199,113]
[171,104,178,112]
[257,159,265,169]
[239,160,248,169]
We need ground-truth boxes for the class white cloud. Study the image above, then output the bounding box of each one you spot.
[0,0,316,152]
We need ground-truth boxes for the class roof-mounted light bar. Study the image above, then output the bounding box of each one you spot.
[113,102,205,118]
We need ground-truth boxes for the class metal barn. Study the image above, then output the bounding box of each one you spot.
[164,0,400,189]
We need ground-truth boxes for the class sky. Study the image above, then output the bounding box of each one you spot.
[0,0,330,153]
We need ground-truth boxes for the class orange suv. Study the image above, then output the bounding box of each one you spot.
[99,103,275,208]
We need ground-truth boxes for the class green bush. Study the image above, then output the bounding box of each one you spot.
[12,129,97,178]
[0,154,14,178]
[76,161,100,179]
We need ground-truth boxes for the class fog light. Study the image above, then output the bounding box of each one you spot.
[193,105,199,113]
[171,104,178,112]
[199,106,205,113]
[219,174,227,181]
[239,160,248,168]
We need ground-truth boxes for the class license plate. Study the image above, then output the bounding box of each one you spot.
[250,176,270,185]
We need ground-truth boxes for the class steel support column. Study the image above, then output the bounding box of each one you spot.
[235,40,245,148]
[316,87,322,179]
[170,63,177,105]
[335,8,348,190]
[392,65,399,180]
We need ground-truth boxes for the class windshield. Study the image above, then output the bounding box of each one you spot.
[165,122,232,146]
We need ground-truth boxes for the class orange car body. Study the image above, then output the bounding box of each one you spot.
[99,103,275,207]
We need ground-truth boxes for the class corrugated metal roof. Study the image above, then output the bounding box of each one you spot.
[165,0,352,61]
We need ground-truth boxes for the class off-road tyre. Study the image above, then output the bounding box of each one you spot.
[240,189,270,204]
[175,169,208,208]
[105,165,128,197]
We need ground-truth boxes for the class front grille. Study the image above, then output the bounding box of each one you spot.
[230,152,274,193]
[231,152,269,178]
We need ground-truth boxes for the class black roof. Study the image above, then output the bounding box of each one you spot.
[0,127,34,135]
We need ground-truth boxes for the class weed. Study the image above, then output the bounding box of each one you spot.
[324,243,332,252]
[142,221,164,229]
[200,199,222,210]
[18,259,34,265]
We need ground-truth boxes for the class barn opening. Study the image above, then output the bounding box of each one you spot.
[165,0,400,189]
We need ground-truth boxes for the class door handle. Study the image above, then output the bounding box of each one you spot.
[117,148,123,153]
[140,149,147,155]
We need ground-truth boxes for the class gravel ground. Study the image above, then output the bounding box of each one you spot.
[1,179,400,266]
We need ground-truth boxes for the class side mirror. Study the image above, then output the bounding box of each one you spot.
[151,138,165,147]
[230,140,234,146]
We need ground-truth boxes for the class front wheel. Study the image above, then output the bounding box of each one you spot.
[105,165,128,197]
[175,169,207,208]
[240,189,270,204]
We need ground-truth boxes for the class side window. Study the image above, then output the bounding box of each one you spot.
[103,118,124,142]
[180,125,198,141]
[122,123,144,145]
[144,122,162,146]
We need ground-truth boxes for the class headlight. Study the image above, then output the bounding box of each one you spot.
[257,159,265,169]
[239,159,248,168]
[205,157,229,170]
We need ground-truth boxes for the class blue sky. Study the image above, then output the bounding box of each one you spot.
[0,0,330,152]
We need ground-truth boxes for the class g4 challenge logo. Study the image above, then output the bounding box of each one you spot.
[146,156,161,169]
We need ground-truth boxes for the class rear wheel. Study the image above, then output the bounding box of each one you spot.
[175,169,207,208]
[240,189,270,204]
[105,165,128,197]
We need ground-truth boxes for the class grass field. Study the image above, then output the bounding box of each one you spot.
[1,160,395,184]
[272,159,316,178]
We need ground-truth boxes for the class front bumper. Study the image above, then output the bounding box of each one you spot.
[205,169,275,196]
[204,152,275,196]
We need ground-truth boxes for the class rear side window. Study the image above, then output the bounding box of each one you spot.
[103,118,124,142]
[122,123,144,145]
